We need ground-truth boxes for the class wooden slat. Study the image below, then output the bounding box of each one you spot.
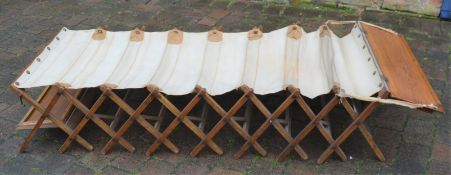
[361,23,443,112]
[17,86,81,129]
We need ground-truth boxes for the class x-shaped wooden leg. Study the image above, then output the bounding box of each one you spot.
[10,85,93,152]
[276,95,339,162]
[233,86,308,159]
[57,88,135,153]
[146,86,223,156]
[287,87,347,161]
[190,86,267,157]
[316,90,389,164]
[101,85,179,155]
[341,98,385,161]
[19,85,62,152]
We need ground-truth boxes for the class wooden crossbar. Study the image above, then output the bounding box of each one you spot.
[146,86,223,156]
[10,85,93,152]
[110,89,131,129]
[100,86,179,155]
[316,90,389,164]
[11,83,390,162]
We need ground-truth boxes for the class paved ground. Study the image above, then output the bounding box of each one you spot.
[0,0,450,174]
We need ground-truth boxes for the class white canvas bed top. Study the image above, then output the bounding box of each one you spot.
[15,22,386,101]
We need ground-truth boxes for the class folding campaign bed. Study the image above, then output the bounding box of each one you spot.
[10,20,443,164]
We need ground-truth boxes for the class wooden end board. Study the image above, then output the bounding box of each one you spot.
[361,23,444,112]
[17,86,82,130]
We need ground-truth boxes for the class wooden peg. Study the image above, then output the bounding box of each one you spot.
[287,24,302,40]
[286,85,299,94]
[168,28,183,44]
[332,83,341,93]
[193,85,207,94]
[239,85,253,93]
[248,27,263,40]
[130,27,145,42]
[194,85,205,93]
[92,27,107,40]
[100,83,118,91]
[208,29,223,42]
[319,25,331,37]
[54,82,71,89]
[146,84,159,93]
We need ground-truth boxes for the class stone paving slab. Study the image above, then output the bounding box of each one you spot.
[0,0,450,175]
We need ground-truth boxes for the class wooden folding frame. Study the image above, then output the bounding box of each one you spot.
[189,85,305,159]
[99,85,179,155]
[164,100,209,134]
[106,89,165,131]
[9,84,93,153]
[189,85,267,157]
[231,86,309,159]
[274,87,347,162]
[276,88,388,164]
[145,85,223,156]
[56,86,136,153]
[167,97,254,135]
[17,86,82,130]
[315,90,388,164]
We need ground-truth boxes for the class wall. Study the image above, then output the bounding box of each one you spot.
[290,0,443,16]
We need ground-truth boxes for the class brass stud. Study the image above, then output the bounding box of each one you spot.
[26,70,30,74]
[37,58,41,62]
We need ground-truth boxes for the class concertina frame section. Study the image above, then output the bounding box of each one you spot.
[9,20,443,164]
